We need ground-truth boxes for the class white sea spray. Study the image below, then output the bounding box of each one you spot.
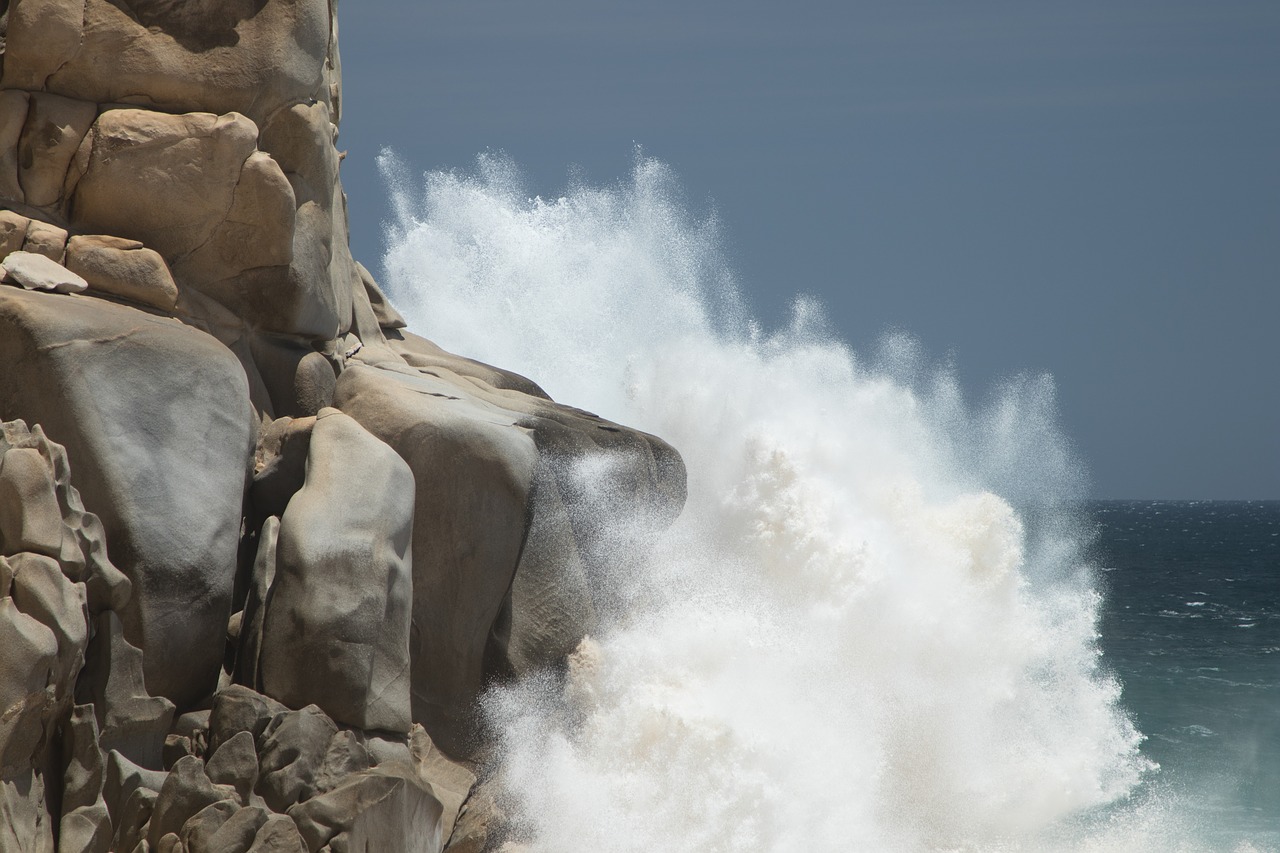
[379,151,1186,852]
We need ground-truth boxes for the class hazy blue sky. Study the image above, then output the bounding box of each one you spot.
[336,0,1278,499]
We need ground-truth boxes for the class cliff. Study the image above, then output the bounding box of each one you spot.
[0,2,686,851]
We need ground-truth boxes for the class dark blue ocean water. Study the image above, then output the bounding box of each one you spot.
[1092,500,1280,848]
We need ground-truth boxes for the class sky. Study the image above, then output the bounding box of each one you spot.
[335,0,1279,499]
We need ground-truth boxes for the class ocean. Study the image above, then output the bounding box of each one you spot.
[1092,500,1280,850]
[380,152,1278,851]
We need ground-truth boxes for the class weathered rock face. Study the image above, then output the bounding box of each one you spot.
[0,420,149,851]
[5,0,336,124]
[0,0,357,340]
[63,235,180,311]
[0,250,86,292]
[258,409,416,734]
[0,0,687,850]
[334,363,543,752]
[0,287,255,708]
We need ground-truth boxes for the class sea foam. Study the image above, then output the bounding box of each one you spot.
[380,152,1162,851]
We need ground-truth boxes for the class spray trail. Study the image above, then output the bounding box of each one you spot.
[380,152,1164,851]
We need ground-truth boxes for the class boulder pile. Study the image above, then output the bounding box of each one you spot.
[0,2,686,851]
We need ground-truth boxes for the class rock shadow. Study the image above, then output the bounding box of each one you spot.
[111,0,270,51]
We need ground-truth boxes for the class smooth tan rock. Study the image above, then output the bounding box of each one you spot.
[252,417,316,507]
[254,706,337,814]
[334,365,537,755]
[387,336,685,520]
[383,331,551,400]
[205,730,259,805]
[70,109,259,261]
[235,516,281,692]
[58,802,113,853]
[0,251,85,292]
[0,91,31,202]
[257,101,358,339]
[285,765,443,853]
[336,348,685,747]
[248,340,317,421]
[0,597,59,772]
[5,0,333,125]
[0,3,695,848]
[0,211,30,258]
[164,734,197,771]
[179,799,240,852]
[0,447,64,557]
[292,352,336,417]
[173,150,296,291]
[157,831,184,853]
[80,611,176,771]
[17,92,97,209]
[345,288,398,369]
[0,504,107,848]
[259,410,414,733]
[442,779,506,853]
[0,420,133,618]
[312,731,371,799]
[208,686,287,756]
[356,262,406,330]
[0,770,56,853]
[382,332,686,667]
[246,814,308,853]
[149,756,235,849]
[202,804,271,853]
[0,288,255,707]
[258,99,359,339]
[2,0,85,91]
[171,710,212,760]
[20,221,69,263]
[65,235,180,311]
[10,552,89,702]
[325,5,343,124]
[105,749,171,829]
[61,705,106,814]
[163,146,352,339]
[73,234,143,251]
[4,7,364,340]
[409,726,475,845]
[259,102,337,209]
[360,733,410,768]
[497,455,597,675]
[111,784,158,853]
[280,199,348,339]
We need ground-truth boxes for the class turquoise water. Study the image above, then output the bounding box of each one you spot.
[1093,500,1280,848]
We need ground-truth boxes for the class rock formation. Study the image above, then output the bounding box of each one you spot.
[0,2,686,851]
